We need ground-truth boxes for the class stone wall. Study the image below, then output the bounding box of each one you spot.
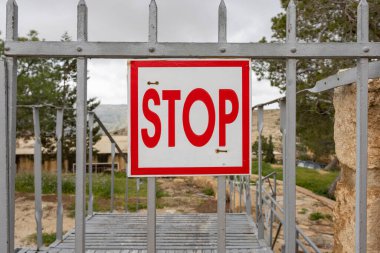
[333,79,380,252]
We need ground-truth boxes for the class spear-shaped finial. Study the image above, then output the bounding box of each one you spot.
[149,0,158,43]
[357,0,369,43]
[77,0,88,41]
[286,0,296,43]
[6,0,18,41]
[218,0,227,43]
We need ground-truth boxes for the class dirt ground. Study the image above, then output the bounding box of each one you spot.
[15,176,334,252]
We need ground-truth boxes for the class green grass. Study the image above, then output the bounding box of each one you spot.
[202,186,215,196]
[252,161,339,199]
[26,232,57,246]
[15,172,151,198]
[309,212,325,221]
[16,172,168,212]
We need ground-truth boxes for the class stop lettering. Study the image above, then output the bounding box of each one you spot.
[141,88,239,148]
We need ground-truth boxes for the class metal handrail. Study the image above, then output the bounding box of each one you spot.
[257,175,322,253]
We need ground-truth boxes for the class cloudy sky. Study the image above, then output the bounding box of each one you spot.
[0,0,283,108]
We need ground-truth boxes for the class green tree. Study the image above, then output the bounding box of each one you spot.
[264,135,276,164]
[1,30,101,170]
[252,135,276,164]
[252,0,380,161]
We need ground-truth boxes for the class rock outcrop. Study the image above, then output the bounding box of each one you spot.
[333,79,380,252]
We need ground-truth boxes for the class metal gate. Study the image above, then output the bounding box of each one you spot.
[0,0,378,252]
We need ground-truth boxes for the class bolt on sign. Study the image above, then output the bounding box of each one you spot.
[128,60,251,177]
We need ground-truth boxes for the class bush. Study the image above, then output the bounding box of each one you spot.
[309,212,325,221]
[202,186,215,196]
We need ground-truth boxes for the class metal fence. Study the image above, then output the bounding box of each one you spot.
[0,0,378,252]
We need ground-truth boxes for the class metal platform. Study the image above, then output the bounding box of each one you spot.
[18,213,272,253]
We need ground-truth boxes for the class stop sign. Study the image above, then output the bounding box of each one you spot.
[128,60,251,177]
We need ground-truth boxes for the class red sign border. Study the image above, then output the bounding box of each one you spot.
[128,60,251,177]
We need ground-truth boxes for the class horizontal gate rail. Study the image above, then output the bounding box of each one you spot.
[4,41,380,59]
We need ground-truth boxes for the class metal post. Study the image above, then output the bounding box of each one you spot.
[255,183,259,223]
[6,1,18,251]
[0,59,10,252]
[217,176,226,253]
[239,176,242,212]
[284,1,297,252]
[147,177,156,253]
[246,176,251,215]
[229,177,233,213]
[257,106,264,239]
[136,178,140,212]
[75,0,88,252]
[111,143,116,213]
[217,1,227,249]
[125,166,128,213]
[147,1,157,252]
[88,112,94,216]
[355,1,369,252]
[32,107,43,249]
[56,109,64,241]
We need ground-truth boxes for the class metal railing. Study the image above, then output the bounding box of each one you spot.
[255,172,321,253]
[0,0,378,252]
[9,105,134,249]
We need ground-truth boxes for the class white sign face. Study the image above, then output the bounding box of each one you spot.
[128,60,251,177]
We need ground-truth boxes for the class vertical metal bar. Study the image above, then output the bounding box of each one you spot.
[147,2,157,251]
[75,0,88,252]
[229,177,233,213]
[149,0,157,44]
[217,2,227,249]
[32,107,43,249]
[0,59,10,252]
[217,176,226,253]
[88,112,94,216]
[218,0,227,44]
[255,183,259,223]
[136,178,140,212]
[245,176,251,215]
[257,106,264,239]
[111,143,116,213]
[125,169,128,213]
[56,109,64,241]
[270,173,277,247]
[147,177,156,253]
[239,176,242,212]
[355,1,369,252]
[6,1,18,251]
[285,1,297,252]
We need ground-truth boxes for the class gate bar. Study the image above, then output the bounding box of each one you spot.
[6,1,18,252]
[257,106,264,239]
[284,1,297,252]
[4,41,380,59]
[32,107,43,249]
[74,0,88,252]
[88,112,94,216]
[111,143,116,213]
[147,1,157,252]
[217,1,227,252]
[0,59,10,252]
[355,1,369,252]
[56,109,64,241]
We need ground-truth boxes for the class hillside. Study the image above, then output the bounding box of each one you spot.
[94,104,128,133]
